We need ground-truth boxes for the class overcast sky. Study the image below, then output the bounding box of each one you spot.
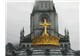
[7,0,79,2]
[6,0,79,50]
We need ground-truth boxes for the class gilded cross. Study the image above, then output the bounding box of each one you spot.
[40,18,51,36]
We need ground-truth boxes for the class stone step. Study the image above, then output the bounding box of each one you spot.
[32,49,75,56]
[18,49,76,56]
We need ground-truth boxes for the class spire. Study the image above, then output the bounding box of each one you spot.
[20,27,25,38]
[22,27,24,34]
[64,28,69,37]
[64,27,67,36]
[33,0,54,12]
[67,29,69,37]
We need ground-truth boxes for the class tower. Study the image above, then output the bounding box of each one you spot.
[30,0,58,38]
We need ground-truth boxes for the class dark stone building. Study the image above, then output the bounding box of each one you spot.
[19,0,80,56]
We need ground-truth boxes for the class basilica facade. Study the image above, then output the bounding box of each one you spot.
[19,0,79,56]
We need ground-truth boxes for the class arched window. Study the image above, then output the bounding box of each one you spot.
[39,13,51,35]
[22,45,25,48]
[39,13,50,22]
[27,45,29,47]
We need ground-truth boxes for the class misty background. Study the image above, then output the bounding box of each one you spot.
[6,1,79,50]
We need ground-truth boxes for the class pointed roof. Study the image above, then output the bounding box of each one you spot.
[31,0,56,14]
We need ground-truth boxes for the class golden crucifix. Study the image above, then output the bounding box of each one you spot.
[40,18,51,36]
